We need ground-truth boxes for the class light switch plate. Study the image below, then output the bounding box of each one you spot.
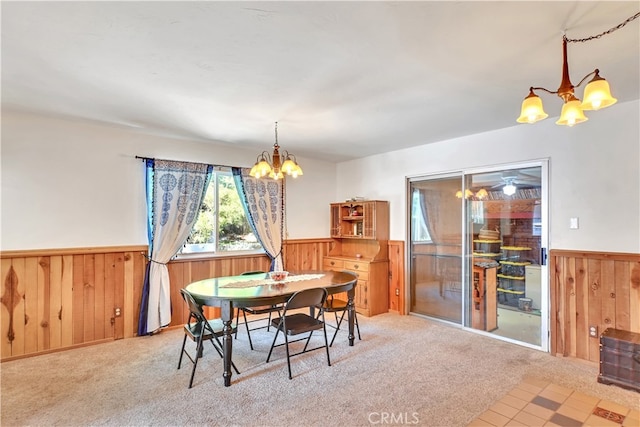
[570,217,579,229]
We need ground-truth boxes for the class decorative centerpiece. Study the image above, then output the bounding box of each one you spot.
[269,271,289,282]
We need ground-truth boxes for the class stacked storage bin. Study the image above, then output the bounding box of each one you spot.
[498,246,531,307]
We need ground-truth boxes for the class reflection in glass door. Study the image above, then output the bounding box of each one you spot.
[465,166,544,347]
[409,176,463,324]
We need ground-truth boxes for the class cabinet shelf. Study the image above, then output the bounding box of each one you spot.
[497,273,525,280]
[497,288,525,295]
[499,260,531,266]
[473,252,502,257]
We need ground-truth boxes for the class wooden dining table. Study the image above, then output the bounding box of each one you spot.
[184,270,358,386]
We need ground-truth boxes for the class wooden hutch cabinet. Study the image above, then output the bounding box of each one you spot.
[324,200,389,316]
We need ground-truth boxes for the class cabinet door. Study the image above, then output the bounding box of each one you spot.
[330,204,341,237]
[355,280,368,310]
[362,202,376,238]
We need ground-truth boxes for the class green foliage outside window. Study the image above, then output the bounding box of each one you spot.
[184,172,261,253]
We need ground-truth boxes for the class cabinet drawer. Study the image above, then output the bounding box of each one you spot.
[323,258,344,270]
[347,269,369,281]
[344,260,369,272]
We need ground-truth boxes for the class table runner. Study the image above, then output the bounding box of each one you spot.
[219,273,325,289]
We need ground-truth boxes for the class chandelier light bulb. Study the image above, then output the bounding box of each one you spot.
[556,99,588,127]
[517,90,548,124]
[581,73,617,111]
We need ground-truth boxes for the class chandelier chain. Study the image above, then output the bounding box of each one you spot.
[274,121,279,146]
[563,12,640,43]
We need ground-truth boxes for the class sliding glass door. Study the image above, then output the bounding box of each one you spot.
[408,162,548,350]
[409,175,463,323]
[465,165,545,347]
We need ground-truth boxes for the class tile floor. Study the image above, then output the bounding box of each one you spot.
[468,378,639,426]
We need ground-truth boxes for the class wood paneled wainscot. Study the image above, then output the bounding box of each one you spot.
[550,250,640,363]
[1,238,403,361]
[0,246,271,361]
[1,246,148,361]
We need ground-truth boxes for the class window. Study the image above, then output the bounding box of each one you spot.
[411,188,432,243]
[180,169,263,255]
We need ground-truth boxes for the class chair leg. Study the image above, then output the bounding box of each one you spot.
[266,326,281,363]
[242,309,255,350]
[302,331,314,352]
[266,306,282,332]
[188,334,204,388]
[178,333,188,369]
[329,310,346,347]
[322,315,331,367]
[234,307,240,340]
[267,310,272,332]
[284,332,293,380]
[329,310,361,347]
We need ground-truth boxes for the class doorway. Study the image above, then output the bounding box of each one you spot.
[408,162,548,350]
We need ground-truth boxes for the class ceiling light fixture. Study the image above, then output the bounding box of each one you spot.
[476,189,488,200]
[249,122,303,180]
[517,12,639,127]
[455,189,473,199]
[503,180,517,196]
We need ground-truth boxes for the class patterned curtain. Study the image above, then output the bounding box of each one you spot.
[232,167,284,271]
[421,188,441,244]
[138,159,213,335]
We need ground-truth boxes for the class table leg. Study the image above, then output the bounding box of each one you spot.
[220,301,234,387]
[347,286,355,346]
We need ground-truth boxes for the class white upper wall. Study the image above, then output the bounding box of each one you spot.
[336,100,640,253]
[3,101,639,254]
[0,111,337,251]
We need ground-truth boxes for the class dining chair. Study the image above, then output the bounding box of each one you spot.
[266,287,331,379]
[234,271,283,350]
[178,288,240,388]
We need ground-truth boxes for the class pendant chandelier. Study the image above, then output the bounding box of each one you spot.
[517,12,639,127]
[249,122,303,180]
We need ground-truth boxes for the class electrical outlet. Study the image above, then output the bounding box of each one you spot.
[395,288,400,296]
[589,325,598,337]
[114,307,122,317]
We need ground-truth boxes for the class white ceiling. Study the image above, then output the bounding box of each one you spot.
[2,1,639,162]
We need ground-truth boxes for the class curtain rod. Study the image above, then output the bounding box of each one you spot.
[135,155,243,170]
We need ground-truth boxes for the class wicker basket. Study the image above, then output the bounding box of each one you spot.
[479,226,500,240]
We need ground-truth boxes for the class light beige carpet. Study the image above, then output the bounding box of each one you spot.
[1,313,638,426]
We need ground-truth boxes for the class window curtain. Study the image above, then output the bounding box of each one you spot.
[420,188,441,244]
[232,167,284,271]
[411,188,431,242]
[138,159,213,336]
